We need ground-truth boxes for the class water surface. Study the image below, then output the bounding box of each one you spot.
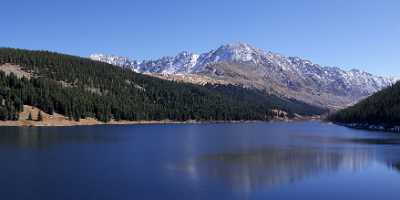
[1,122,400,200]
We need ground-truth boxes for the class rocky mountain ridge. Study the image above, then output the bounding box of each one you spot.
[90,43,397,108]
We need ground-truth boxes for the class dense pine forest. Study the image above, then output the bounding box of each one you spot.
[328,81,400,126]
[0,48,326,122]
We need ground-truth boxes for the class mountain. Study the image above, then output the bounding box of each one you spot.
[90,43,397,109]
[328,81,400,129]
[0,48,326,123]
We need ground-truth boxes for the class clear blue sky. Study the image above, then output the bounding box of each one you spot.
[1,0,399,76]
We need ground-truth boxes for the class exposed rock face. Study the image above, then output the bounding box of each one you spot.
[90,43,397,109]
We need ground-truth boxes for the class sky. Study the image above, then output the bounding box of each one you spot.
[1,0,399,76]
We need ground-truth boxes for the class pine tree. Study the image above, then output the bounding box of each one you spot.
[37,111,43,121]
[27,112,32,120]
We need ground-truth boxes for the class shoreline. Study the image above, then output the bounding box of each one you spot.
[0,105,321,127]
[0,119,194,127]
[0,119,275,127]
[0,117,322,128]
[334,122,400,133]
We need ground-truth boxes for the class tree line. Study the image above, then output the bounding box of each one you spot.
[328,80,400,126]
[0,48,326,122]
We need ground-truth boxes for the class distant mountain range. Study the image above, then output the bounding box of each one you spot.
[90,43,397,109]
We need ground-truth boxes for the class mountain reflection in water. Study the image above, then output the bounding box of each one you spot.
[172,146,399,193]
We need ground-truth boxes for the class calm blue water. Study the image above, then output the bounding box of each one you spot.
[1,121,400,200]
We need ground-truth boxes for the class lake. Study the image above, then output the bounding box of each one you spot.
[1,121,400,200]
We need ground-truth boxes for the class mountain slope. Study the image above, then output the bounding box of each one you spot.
[90,43,397,108]
[328,81,400,127]
[0,48,326,123]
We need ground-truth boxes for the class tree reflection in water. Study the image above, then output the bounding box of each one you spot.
[0,127,120,148]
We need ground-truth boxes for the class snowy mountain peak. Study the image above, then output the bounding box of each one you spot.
[89,53,140,72]
[209,42,266,63]
[90,51,202,74]
[218,42,261,53]
[89,43,398,108]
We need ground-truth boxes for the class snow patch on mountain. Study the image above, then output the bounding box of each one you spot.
[89,43,398,108]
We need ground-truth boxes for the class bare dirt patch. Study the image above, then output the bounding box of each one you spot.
[0,63,32,79]
[0,105,191,127]
[147,73,231,85]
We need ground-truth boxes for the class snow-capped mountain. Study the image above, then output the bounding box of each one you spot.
[89,43,397,108]
[90,51,199,74]
[89,53,139,71]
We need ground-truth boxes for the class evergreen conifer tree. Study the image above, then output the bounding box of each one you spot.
[27,112,32,120]
[37,111,43,121]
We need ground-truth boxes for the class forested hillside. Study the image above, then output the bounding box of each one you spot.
[0,48,326,122]
[328,81,400,126]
